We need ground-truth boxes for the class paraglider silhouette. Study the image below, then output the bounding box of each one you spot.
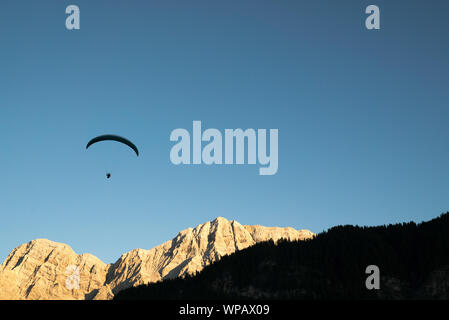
[86,135,139,179]
[86,134,139,156]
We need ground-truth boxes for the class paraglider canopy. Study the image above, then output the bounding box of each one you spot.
[86,134,139,156]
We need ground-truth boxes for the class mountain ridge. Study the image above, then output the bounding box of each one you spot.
[114,212,449,300]
[0,216,314,300]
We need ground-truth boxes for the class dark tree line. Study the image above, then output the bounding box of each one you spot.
[114,212,449,300]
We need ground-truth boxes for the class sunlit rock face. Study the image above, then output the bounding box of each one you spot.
[0,217,314,300]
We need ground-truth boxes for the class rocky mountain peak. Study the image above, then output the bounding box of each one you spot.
[0,217,314,300]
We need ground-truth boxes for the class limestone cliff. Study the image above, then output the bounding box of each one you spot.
[0,239,108,300]
[0,217,314,300]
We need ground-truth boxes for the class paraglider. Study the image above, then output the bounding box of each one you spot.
[86,135,139,179]
[86,134,139,156]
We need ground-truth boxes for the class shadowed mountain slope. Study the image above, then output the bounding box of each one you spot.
[114,213,449,300]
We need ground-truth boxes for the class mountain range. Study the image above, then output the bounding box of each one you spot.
[115,213,449,300]
[0,217,314,300]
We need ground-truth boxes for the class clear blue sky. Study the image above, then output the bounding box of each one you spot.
[1,0,448,263]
